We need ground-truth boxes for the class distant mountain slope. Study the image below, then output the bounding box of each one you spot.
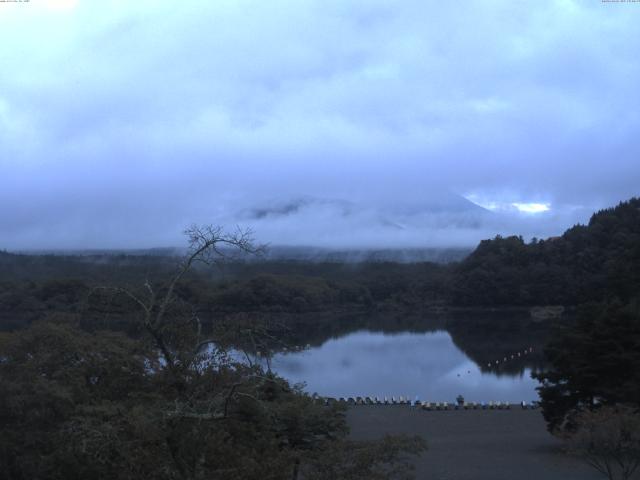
[234,192,496,248]
[452,197,640,306]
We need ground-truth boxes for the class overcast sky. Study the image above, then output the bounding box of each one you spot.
[1,0,639,250]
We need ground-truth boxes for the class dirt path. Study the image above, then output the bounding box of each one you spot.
[347,406,611,480]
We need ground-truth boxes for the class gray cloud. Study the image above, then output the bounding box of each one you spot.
[0,0,638,250]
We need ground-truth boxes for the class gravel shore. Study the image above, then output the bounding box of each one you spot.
[347,406,611,480]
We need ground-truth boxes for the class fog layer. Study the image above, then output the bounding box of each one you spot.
[1,1,638,249]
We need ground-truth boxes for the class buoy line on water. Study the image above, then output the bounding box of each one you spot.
[486,346,534,368]
[309,346,541,411]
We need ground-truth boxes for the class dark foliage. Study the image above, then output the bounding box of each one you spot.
[2,199,639,324]
[533,300,640,433]
[452,197,640,306]
[0,226,427,480]
[0,315,425,480]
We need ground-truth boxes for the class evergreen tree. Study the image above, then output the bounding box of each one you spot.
[534,300,640,432]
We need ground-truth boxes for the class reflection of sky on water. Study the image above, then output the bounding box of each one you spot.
[271,330,540,403]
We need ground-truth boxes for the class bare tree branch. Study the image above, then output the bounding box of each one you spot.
[89,224,262,372]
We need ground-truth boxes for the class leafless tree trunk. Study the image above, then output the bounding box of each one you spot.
[90,224,263,370]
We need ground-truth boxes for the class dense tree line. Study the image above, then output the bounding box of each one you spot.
[2,198,639,322]
[0,259,450,332]
[534,299,640,433]
[452,199,640,437]
[452,198,640,306]
[0,227,425,480]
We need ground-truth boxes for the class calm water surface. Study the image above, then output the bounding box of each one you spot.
[271,330,540,403]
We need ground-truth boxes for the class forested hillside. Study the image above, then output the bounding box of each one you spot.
[1,198,638,331]
[452,197,640,306]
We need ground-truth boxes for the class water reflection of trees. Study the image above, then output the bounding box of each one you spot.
[445,312,551,376]
[239,310,558,377]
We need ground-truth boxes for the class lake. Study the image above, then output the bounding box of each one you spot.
[269,316,547,404]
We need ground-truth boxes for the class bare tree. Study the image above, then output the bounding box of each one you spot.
[3,225,428,479]
[566,405,640,480]
[91,224,262,371]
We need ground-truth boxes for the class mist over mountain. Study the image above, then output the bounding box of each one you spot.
[6,189,594,252]
[225,191,588,250]
[2,1,636,251]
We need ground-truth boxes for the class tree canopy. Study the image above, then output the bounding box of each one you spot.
[533,300,640,433]
[0,226,425,480]
[452,197,640,306]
